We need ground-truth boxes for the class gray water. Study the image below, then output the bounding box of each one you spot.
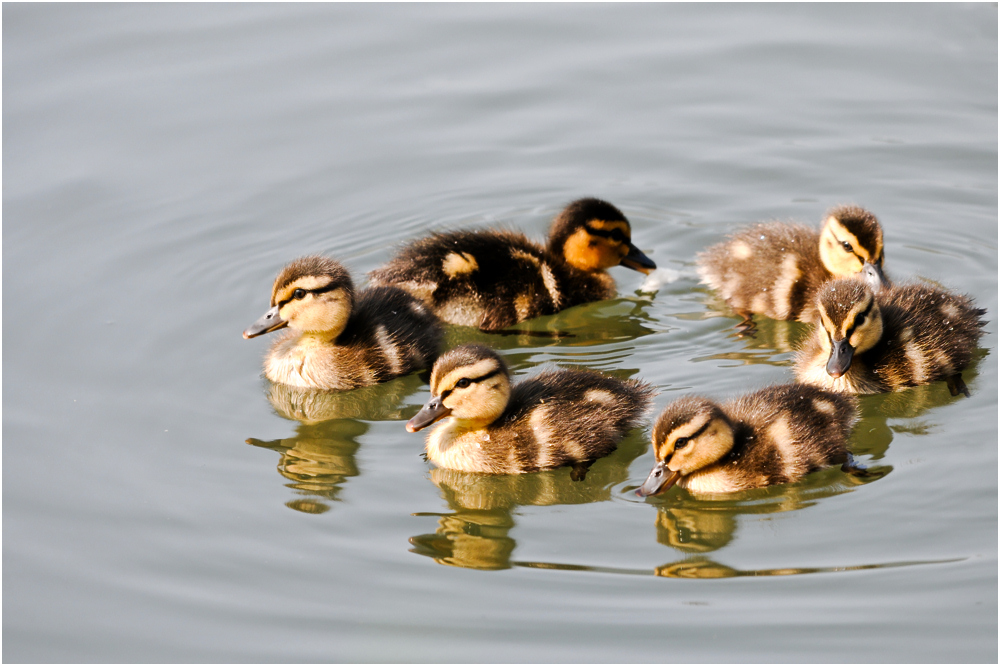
[4,4,997,662]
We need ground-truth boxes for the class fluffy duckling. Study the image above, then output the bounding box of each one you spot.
[697,205,889,329]
[794,277,986,396]
[405,344,653,476]
[369,198,656,331]
[637,384,857,497]
[243,256,443,390]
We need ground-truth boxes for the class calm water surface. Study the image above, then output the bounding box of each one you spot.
[4,4,997,662]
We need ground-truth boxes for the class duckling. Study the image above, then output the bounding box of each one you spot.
[794,277,986,396]
[405,344,653,476]
[697,205,889,330]
[368,198,656,331]
[637,384,857,497]
[243,256,443,390]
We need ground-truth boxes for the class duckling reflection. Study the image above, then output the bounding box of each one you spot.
[445,296,662,349]
[650,556,951,579]
[655,507,735,553]
[264,374,422,424]
[510,554,955,579]
[651,473,888,556]
[694,294,815,374]
[247,418,367,513]
[409,436,646,570]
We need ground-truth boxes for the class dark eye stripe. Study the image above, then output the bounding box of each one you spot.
[846,299,875,337]
[671,418,712,448]
[585,225,629,243]
[440,367,503,399]
[278,281,341,308]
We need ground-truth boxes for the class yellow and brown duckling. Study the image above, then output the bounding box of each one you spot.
[794,277,986,396]
[405,344,653,477]
[637,384,858,497]
[697,205,889,330]
[243,256,443,390]
[368,198,656,331]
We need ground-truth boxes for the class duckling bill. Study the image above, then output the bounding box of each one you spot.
[406,344,653,476]
[244,256,443,390]
[794,277,986,396]
[369,198,656,331]
[637,384,858,497]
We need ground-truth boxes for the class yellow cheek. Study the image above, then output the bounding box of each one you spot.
[829,249,862,274]
[563,229,605,271]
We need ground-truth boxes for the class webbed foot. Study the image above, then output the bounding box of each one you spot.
[946,373,970,398]
[570,460,596,482]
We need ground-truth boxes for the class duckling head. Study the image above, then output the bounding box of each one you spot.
[817,205,889,289]
[815,277,884,378]
[546,197,656,275]
[243,256,355,340]
[637,397,735,497]
[406,344,511,433]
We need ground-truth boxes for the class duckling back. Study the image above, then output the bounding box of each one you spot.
[332,285,443,378]
[718,384,856,490]
[795,278,986,394]
[369,228,614,330]
[484,369,653,474]
[698,222,826,322]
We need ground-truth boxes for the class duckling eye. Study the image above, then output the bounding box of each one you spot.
[455,378,471,389]
[840,240,853,253]
[674,437,690,450]
[855,312,866,327]
[293,288,306,300]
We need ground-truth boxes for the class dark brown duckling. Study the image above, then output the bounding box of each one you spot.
[406,344,653,476]
[243,256,442,390]
[637,384,858,497]
[794,277,986,396]
[369,198,656,331]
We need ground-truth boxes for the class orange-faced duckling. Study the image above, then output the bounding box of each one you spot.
[369,198,656,331]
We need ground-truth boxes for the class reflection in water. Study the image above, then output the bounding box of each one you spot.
[246,376,426,513]
[511,556,961,579]
[863,351,986,421]
[649,465,891,554]
[697,290,812,362]
[247,418,366,512]
[409,511,516,571]
[655,508,735,553]
[264,375,422,424]
[451,297,663,354]
[848,352,987,460]
[409,437,647,570]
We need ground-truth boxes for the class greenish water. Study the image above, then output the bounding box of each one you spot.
[4,4,996,662]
